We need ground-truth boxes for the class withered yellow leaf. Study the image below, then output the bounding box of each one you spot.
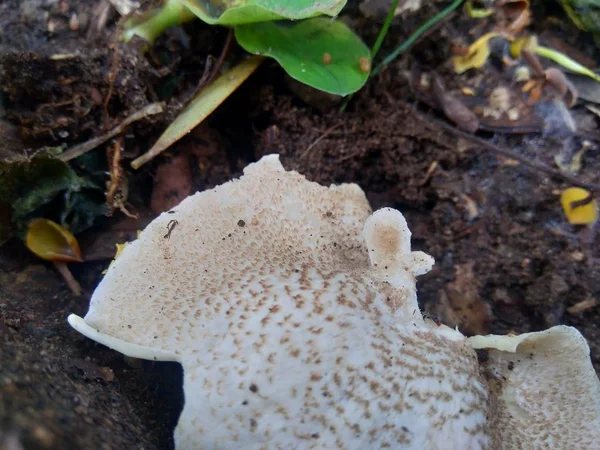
[560,187,598,225]
[26,218,83,263]
[453,33,502,74]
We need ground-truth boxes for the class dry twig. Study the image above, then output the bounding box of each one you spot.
[58,102,164,162]
[87,0,112,39]
[418,109,600,193]
[103,14,130,128]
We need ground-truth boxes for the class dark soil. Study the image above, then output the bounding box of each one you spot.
[0,250,183,449]
[1,0,599,448]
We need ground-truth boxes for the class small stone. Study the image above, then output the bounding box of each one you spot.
[32,425,55,448]
[69,13,80,31]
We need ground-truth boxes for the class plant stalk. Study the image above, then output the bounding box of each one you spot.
[123,0,196,43]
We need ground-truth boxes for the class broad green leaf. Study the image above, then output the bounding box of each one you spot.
[132,56,264,169]
[235,18,371,96]
[181,0,346,25]
[0,151,107,241]
[124,0,347,42]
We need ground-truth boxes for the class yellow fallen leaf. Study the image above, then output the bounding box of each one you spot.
[26,218,83,263]
[464,0,494,18]
[114,242,128,259]
[452,33,502,74]
[509,35,538,59]
[103,242,129,275]
[560,187,598,225]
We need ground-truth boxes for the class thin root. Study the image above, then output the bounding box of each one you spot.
[301,123,343,159]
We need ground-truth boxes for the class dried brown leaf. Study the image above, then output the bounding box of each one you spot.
[433,263,493,335]
[433,76,479,133]
[150,153,193,215]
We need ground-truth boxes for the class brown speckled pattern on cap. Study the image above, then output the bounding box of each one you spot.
[72,155,600,450]
[477,326,600,450]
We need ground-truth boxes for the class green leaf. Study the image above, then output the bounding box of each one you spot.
[180,0,346,25]
[559,0,600,33]
[123,0,347,43]
[123,0,196,43]
[0,150,107,242]
[61,190,109,234]
[535,45,600,83]
[235,18,371,96]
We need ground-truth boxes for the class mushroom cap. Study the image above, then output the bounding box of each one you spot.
[69,155,492,449]
[470,326,600,449]
[75,154,374,357]
[67,155,600,449]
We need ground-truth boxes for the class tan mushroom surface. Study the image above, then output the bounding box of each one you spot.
[470,326,600,449]
[68,154,600,450]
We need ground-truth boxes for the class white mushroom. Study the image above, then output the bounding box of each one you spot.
[470,326,600,449]
[68,154,600,449]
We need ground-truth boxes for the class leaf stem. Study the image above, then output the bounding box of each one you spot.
[131,56,264,169]
[341,0,465,111]
[58,102,164,162]
[53,261,82,296]
[372,0,465,76]
[340,0,400,110]
[370,0,402,59]
[122,0,196,43]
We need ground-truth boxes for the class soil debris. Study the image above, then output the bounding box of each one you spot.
[431,262,493,335]
[567,298,598,315]
[70,357,115,382]
[0,261,183,450]
[151,153,193,215]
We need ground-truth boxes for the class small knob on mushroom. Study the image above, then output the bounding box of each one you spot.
[363,208,434,283]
